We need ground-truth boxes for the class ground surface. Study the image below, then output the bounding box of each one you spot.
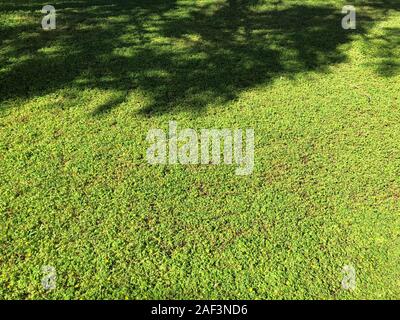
[0,0,399,299]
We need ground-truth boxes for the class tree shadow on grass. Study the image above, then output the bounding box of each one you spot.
[355,0,400,77]
[367,26,400,77]
[0,0,398,116]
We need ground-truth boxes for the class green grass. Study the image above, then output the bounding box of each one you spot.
[0,0,399,299]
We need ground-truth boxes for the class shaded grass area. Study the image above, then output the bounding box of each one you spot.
[0,0,397,115]
[0,0,399,299]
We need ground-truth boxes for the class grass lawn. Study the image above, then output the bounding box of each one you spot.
[0,0,399,299]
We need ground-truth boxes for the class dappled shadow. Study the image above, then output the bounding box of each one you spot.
[377,27,400,76]
[355,0,400,77]
[0,0,398,115]
[367,26,400,77]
